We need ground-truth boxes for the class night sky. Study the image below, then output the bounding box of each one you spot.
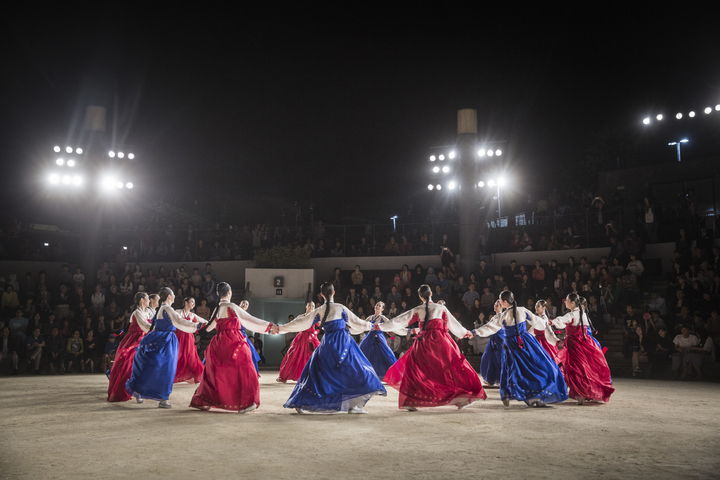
[2,9,719,225]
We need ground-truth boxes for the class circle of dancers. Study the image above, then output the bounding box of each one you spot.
[106,281,614,413]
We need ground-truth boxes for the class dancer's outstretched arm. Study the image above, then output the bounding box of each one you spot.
[472,313,503,337]
[132,309,152,333]
[377,308,416,335]
[277,306,322,334]
[160,305,198,333]
[230,303,273,334]
[343,306,372,335]
[550,309,578,329]
[443,306,471,338]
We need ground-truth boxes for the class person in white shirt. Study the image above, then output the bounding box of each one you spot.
[672,326,700,379]
[472,291,567,407]
[379,285,485,411]
[274,282,385,414]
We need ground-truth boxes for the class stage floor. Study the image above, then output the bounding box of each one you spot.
[1,372,718,479]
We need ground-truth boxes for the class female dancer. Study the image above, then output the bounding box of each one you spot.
[480,300,504,386]
[107,292,152,402]
[550,292,614,404]
[148,294,159,316]
[239,300,262,375]
[174,297,207,384]
[276,302,321,383]
[125,288,199,408]
[190,282,274,413]
[359,301,399,381]
[276,282,385,414]
[533,299,562,365]
[473,291,568,407]
[382,285,486,410]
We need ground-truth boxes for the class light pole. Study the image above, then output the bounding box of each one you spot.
[667,138,689,162]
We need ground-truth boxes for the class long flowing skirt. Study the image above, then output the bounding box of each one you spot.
[125,331,178,401]
[384,325,486,408]
[174,330,203,383]
[533,329,561,365]
[564,327,614,402]
[480,332,503,385]
[190,329,259,411]
[244,331,261,373]
[107,328,144,402]
[359,330,397,380]
[278,330,319,382]
[283,323,386,412]
[499,326,568,404]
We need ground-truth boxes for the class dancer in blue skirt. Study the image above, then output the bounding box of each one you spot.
[125,287,202,408]
[359,302,402,381]
[472,291,568,408]
[275,282,385,414]
[479,300,504,386]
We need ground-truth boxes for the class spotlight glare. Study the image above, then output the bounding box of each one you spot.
[67,159,76,168]
[47,173,60,185]
[487,149,495,157]
[55,157,64,166]
[442,166,450,174]
[118,152,125,159]
[126,182,134,189]
[65,146,73,153]
[128,153,135,160]
[75,147,83,154]
[676,112,683,119]
[43,242,49,247]
[436,184,442,191]
[498,176,507,187]
[100,174,118,192]
[488,179,496,187]
[448,180,457,190]
[438,154,445,161]
[432,166,440,173]
[72,175,83,186]
[680,138,689,143]
[61,175,71,185]
[656,114,663,121]
[704,107,712,114]
[689,111,696,118]
[478,181,485,188]
[715,105,720,111]
[448,150,456,159]
[53,146,61,153]
[477,149,486,157]
[427,184,434,191]
[429,155,436,162]
[116,181,125,189]
[122,246,128,251]
[109,150,116,158]
[495,149,502,156]
[642,117,651,125]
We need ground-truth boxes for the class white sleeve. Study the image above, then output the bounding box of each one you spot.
[551,310,576,329]
[161,305,197,334]
[444,306,469,338]
[132,309,152,333]
[378,308,416,335]
[189,312,209,324]
[520,307,546,331]
[344,307,372,335]
[542,315,560,345]
[377,314,408,336]
[473,313,504,337]
[278,307,320,334]
[232,304,272,334]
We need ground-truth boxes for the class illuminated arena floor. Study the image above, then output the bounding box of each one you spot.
[1,372,718,479]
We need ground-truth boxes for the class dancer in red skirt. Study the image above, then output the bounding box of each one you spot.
[383,284,485,411]
[533,299,562,365]
[189,282,274,413]
[551,292,614,404]
[107,292,153,402]
[276,302,320,383]
[174,297,208,384]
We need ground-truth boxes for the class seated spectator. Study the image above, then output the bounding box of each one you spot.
[66,330,84,373]
[25,327,44,374]
[1,326,19,374]
[462,283,480,311]
[103,333,119,374]
[46,326,65,374]
[351,265,363,288]
[672,326,700,380]
[84,330,98,373]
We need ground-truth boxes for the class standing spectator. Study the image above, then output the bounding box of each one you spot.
[90,284,105,316]
[83,330,98,373]
[25,327,45,374]
[531,260,546,294]
[672,326,700,379]
[66,330,84,372]
[72,268,85,289]
[351,265,364,288]
[202,273,217,306]
[1,326,19,373]
[643,197,658,243]
[46,327,65,374]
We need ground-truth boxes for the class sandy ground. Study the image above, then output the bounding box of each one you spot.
[1,372,719,480]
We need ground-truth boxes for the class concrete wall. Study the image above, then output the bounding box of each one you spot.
[309,255,444,283]
[244,268,314,299]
